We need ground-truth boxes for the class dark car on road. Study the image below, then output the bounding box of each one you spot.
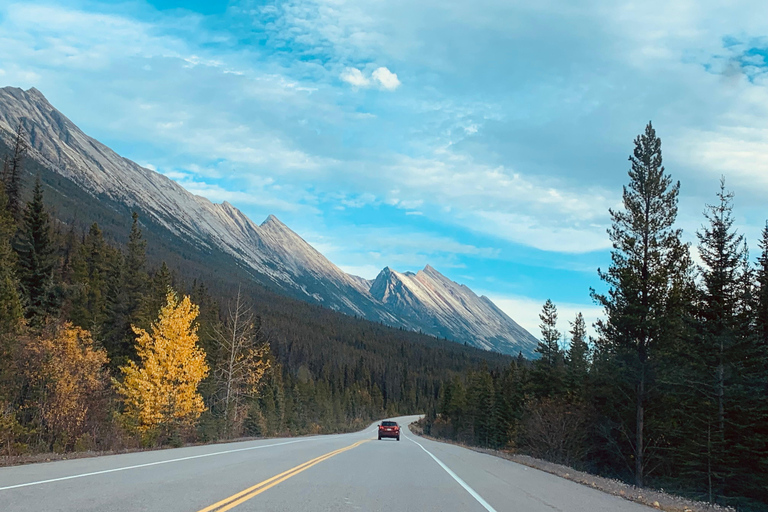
[378,421,400,441]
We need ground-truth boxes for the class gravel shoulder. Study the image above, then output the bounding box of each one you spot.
[408,422,733,512]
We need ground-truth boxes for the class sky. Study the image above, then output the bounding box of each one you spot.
[2,0,768,338]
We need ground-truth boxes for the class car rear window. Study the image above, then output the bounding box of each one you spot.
[382,421,397,426]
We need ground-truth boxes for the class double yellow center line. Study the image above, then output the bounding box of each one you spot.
[196,439,370,512]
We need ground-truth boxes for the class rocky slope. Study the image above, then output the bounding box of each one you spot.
[369,265,538,353]
[0,86,538,356]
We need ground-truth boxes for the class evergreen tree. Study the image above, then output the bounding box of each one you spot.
[101,250,129,365]
[125,212,148,323]
[592,122,689,487]
[531,299,564,398]
[138,261,173,329]
[467,370,494,446]
[756,223,768,347]
[566,312,589,396]
[16,176,57,323]
[70,223,114,331]
[101,213,149,365]
[686,179,746,502]
[536,299,561,366]
[0,185,22,333]
[2,123,27,221]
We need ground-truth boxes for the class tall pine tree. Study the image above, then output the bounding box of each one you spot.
[70,223,115,332]
[531,299,564,398]
[125,212,148,322]
[536,299,561,366]
[592,122,689,487]
[2,123,27,222]
[0,184,22,332]
[16,176,57,323]
[757,223,768,347]
[566,312,590,397]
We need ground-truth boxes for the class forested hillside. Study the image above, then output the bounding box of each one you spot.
[0,125,510,455]
[421,123,768,511]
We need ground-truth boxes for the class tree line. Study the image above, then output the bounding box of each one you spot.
[421,123,768,511]
[0,124,509,454]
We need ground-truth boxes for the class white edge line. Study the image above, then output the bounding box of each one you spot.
[406,435,498,512]
[0,439,310,491]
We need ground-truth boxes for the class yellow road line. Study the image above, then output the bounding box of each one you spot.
[197,439,370,512]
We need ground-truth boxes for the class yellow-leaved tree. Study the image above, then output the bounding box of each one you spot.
[24,323,109,451]
[115,291,209,441]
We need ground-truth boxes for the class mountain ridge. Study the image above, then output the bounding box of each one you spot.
[0,85,539,356]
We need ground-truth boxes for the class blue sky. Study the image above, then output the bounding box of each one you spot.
[2,0,768,336]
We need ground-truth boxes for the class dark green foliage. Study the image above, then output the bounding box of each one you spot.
[591,122,690,487]
[757,224,768,346]
[125,212,148,319]
[137,261,174,331]
[69,223,119,331]
[2,124,767,509]
[679,182,768,508]
[535,299,561,366]
[531,299,565,399]
[0,184,22,333]
[101,213,149,366]
[2,123,26,221]
[689,179,745,503]
[16,176,58,323]
[424,125,767,511]
[566,313,589,397]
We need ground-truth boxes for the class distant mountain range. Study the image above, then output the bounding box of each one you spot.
[0,86,539,356]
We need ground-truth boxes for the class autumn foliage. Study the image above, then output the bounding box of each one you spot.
[115,291,209,439]
[24,323,109,450]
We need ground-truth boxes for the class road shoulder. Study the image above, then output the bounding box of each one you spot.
[408,421,732,512]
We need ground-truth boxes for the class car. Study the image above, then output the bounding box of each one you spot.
[378,420,400,441]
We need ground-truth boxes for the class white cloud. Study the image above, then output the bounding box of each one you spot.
[9,0,768,278]
[338,264,381,280]
[305,226,502,276]
[379,151,616,253]
[484,293,603,342]
[340,67,370,87]
[371,67,401,90]
[340,66,400,90]
[673,126,768,190]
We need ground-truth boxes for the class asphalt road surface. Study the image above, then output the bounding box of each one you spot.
[1,415,654,512]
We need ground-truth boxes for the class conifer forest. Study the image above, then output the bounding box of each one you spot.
[1,123,767,509]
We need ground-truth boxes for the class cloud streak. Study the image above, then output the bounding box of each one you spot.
[5,0,768,329]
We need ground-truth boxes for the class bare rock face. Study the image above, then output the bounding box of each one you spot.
[369,265,538,355]
[0,86,538,356]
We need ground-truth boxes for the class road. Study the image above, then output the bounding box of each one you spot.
[1,415,654,512]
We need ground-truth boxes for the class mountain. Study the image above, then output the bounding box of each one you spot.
[369,265,538,353]
[0,86,538,357]
[0,86,390,322]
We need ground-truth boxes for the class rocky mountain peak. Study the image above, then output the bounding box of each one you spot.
[25,87,49,104]
[0,85,537,356]
[261,213,282,226]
